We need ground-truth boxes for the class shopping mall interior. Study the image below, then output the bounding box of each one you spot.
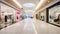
[0,0,60,34]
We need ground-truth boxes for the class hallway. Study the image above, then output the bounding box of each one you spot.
[0,18,60,34]
[0,0,60,34]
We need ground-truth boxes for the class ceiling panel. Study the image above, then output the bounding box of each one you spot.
[17,0,40,10]
[17,0,40,5]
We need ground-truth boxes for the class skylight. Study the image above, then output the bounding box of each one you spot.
[23,3,35,8]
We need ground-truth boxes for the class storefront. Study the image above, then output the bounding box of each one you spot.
[0,1,17,29]
[38,9,47,22]
[46,1,60,27]
[40,12,45,21]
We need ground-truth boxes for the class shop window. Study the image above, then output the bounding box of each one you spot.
[40,12,45,21]
[46,1,60,27]
[0,2,17,29]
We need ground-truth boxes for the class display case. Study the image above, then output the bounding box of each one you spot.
[46,1,60,27]
[0,1,17,29]
[40,12,44,21]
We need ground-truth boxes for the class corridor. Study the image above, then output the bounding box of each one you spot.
[0,18,60,34]
[0,0,60,34]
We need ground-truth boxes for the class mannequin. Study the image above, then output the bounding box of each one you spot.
[57,14,60,24]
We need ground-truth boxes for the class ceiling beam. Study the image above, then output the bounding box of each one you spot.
[4,0,23,10]
[35,0,54,11]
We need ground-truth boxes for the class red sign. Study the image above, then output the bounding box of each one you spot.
[16,10,21,22]
[16,10,21,15]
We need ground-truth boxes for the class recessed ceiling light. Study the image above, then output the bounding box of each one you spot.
[23,3,35,8]
[48,1,50,3]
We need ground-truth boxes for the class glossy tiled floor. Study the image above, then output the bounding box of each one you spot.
[0,18,60,34]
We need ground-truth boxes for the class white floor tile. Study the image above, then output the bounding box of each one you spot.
[0,18,60,34]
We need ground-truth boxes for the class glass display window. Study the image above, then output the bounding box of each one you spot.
[0,1,17,29]
[46,1,60,27]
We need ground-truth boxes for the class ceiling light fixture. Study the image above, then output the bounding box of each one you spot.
[23,3,35,8]
[48,1,50,3]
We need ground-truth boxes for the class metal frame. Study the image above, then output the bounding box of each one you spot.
[46,1,60,27]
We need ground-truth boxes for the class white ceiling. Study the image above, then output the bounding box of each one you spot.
[15,0,40,15]
[17,0,40,10]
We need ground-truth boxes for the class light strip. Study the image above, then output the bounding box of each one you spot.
[35,0,46,10]
[13,0,22,8]
[35,0,59,14]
